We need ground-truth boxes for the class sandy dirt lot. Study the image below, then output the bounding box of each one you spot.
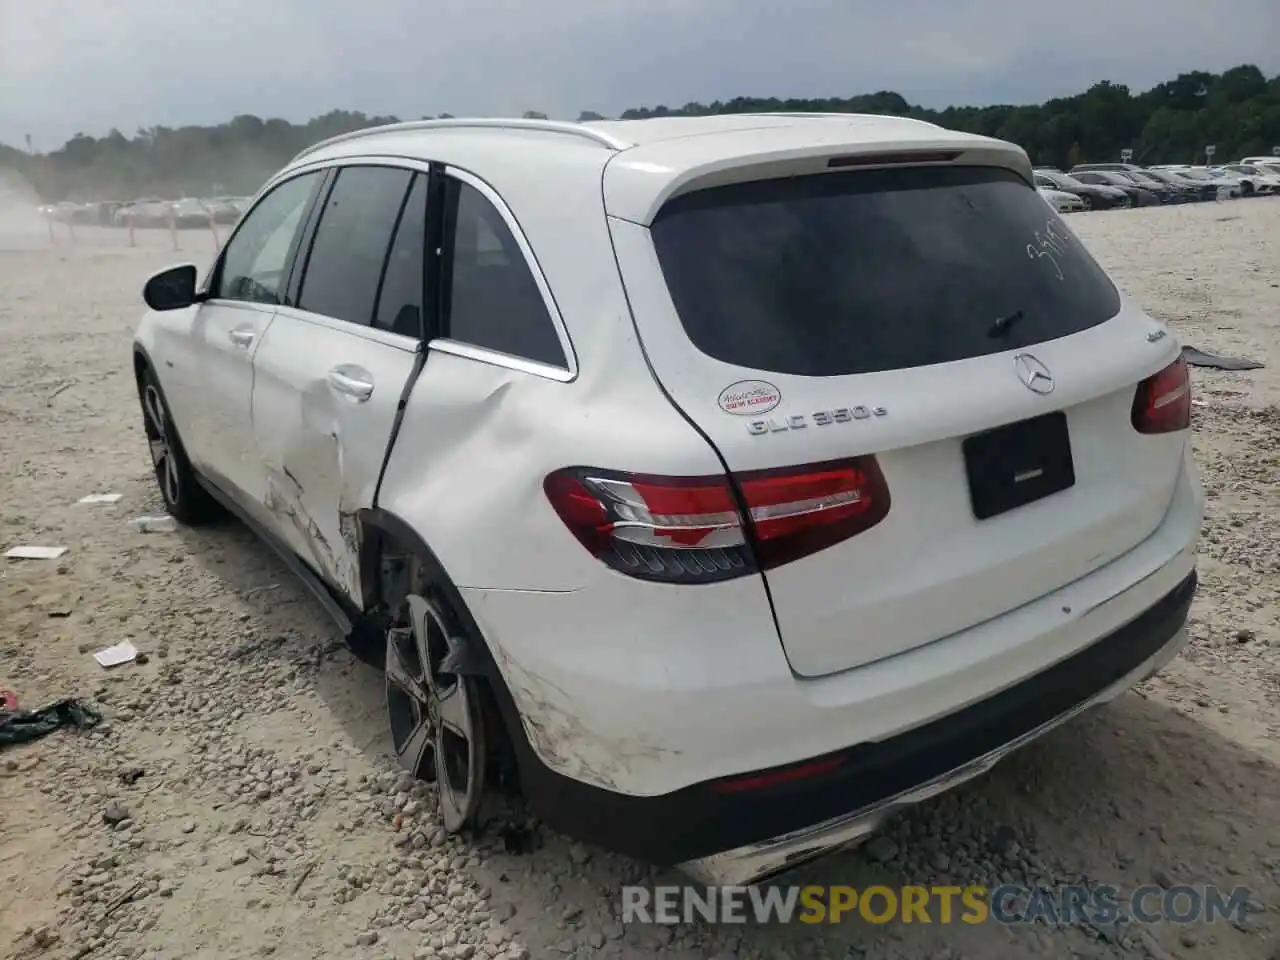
[2,202,1279,960]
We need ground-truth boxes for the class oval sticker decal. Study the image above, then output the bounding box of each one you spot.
[718,380,782,416]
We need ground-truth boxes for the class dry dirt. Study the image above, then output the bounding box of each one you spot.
[2,201,1279,960]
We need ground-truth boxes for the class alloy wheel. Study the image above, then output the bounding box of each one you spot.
[142,385,180,505]
[385,592,486,832]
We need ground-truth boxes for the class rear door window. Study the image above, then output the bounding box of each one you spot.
[650,165,1121,377]
[373,173,429,338]
[297,165,414,327]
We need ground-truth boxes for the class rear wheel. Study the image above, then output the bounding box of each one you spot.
[138,366,221,524]
[385,588,488,833]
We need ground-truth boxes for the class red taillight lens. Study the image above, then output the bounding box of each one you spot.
[543,457,891,584]
[1131,356,1191,434]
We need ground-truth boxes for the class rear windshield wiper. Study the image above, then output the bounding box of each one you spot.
[987,309,1025,339]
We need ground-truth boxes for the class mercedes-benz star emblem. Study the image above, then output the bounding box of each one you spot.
[1014,353,1055,395]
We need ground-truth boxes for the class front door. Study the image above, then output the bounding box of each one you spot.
[184,171,324,516]
[250,163,429,601]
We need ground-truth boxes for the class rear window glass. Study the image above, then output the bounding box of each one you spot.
[650,166,1121,377]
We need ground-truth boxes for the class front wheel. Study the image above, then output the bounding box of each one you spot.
[138,367,221,524]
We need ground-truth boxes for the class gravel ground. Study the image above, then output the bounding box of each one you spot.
[2,202,1279,960]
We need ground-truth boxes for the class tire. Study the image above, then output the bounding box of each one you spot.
[384,576,492,834]
[137,365,222,525]
[1080,196,1093,210]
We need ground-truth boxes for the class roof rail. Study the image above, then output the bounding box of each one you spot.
[291,118,629,164]
[741,111,942,127]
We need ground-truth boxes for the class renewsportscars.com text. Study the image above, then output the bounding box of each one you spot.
[621,884,1256,926]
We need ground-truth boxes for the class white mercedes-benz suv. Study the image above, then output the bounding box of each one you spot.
[131,114,1202,885]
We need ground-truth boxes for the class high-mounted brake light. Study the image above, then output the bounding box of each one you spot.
[544,457,891,584]
[826,150,962,169]
[1131,356,1191,434]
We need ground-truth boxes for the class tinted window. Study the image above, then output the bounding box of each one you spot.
[373,173,428,338]
[444,180,565,367]
[215,173,319,304]
[650,166,1121,377]
[298,166,414,326]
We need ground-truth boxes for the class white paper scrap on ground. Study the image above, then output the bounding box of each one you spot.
[5,545,69,560]
[130,515,177,533]
[93,640,138,668]
[78,493,123,504]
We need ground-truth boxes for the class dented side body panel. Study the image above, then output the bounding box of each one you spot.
[251,306,419,602]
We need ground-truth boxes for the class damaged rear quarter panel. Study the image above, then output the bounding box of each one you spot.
[375,328,725,594]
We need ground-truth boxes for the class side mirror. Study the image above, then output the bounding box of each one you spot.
[143,263,201,311]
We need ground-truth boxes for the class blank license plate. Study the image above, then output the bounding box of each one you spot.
[962,411,1075,520]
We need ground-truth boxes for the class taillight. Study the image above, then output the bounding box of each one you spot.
[1131,356,1191,434]
[543,457,890,584]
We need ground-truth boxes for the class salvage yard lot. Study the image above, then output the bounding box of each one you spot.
[2,203,1280,960]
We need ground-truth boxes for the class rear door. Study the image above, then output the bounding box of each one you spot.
[609,162,1187,678]
[250,163,427,601]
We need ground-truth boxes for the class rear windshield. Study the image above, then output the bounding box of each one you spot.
[650,165,1121,377]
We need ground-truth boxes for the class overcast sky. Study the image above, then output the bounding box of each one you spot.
[2,0,1277,150]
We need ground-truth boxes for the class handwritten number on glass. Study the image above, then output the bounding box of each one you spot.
[1026,216,1072,282]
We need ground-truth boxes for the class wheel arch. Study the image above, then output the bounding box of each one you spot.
[132,343,153,386]
[355,506,534,781]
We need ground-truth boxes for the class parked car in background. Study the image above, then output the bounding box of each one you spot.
[1071,165,1179,202]
[95,201,128,226]
[1123,170,1192,203]
[1034,170,1130,209]
[170,198,212,228]
[1218,165,1279,196]
[1201,166,1264,197]
[1140,169,1218,202]
[1239,157,1280,171]
[206,197,243,224]
[1070,162,1148,176]
[130,114,1201,886]
[123,199,174,227]
[1164,167,1241,199]
[1037,186,1085,212]
[1070,170,1161,206]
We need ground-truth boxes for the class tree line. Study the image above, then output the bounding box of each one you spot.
[3,64,1277,203]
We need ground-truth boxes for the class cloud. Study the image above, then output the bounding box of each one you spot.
[1,0,1276,147]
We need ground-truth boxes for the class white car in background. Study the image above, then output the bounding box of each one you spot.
[1037,186,1085,212]
[1217,164,1280,196]
[130,114,1201,885]
[1162,167,1242,200]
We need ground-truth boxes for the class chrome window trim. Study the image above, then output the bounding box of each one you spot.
[426,338,575,382]
[271,304,421,353]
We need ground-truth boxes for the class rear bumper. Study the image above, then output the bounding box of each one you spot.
[464,452,1201,876]
[678,571,1194,885]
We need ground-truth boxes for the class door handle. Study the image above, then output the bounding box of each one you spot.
[327,367,374,401]
[228,328,255,348]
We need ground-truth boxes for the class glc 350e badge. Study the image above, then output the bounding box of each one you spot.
[747,404,887,435]
[718,380,782,416]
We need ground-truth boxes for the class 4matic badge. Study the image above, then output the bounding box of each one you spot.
[747,404,887,435]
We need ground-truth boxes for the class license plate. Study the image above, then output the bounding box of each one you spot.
[962,411,1075,520]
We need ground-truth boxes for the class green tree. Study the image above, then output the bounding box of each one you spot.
[5,64,1278,202]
